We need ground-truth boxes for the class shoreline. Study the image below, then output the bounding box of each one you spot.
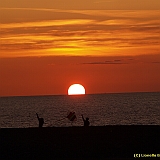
[1,125,160,159]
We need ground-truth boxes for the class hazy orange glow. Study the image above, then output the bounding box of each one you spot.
[0,1,160,96]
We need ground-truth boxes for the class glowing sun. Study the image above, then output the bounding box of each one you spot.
[68,84,85,95]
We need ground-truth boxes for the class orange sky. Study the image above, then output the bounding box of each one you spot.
[0,0,160,96]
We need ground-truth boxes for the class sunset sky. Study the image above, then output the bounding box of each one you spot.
[0,0,160,96]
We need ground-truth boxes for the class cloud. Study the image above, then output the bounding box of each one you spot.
[82,59,128,65]
[0,9,160,58]
[151,61,160,64]
[1,0,160,10]
[81,55,160,65]
[0,19,94,29]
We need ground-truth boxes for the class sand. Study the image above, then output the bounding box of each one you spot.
[1,126,159,159]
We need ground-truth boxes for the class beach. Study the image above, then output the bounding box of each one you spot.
[1,125,159,159]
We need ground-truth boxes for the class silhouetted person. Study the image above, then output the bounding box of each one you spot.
[81,115,90,127]
[36,113,44,128]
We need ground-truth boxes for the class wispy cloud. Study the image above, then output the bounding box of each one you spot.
[81,59,129,65]
[151,61,160,64]
[0,19,94,29]
[1,0,160,10]
[80,55,160,65]
[0,9,160,58]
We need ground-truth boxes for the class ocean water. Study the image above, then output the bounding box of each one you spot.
[0,92,160,128]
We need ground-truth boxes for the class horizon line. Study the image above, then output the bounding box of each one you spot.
[0,91,159,98]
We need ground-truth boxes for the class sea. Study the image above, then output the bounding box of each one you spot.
[0,92,159,128]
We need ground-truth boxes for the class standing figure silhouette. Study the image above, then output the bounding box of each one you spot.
[36,113,44,128]
[81,115,90,127]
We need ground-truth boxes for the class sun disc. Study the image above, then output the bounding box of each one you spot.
[68,84,85,95]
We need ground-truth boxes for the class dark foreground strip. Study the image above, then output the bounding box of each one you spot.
[0,126,159,159]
